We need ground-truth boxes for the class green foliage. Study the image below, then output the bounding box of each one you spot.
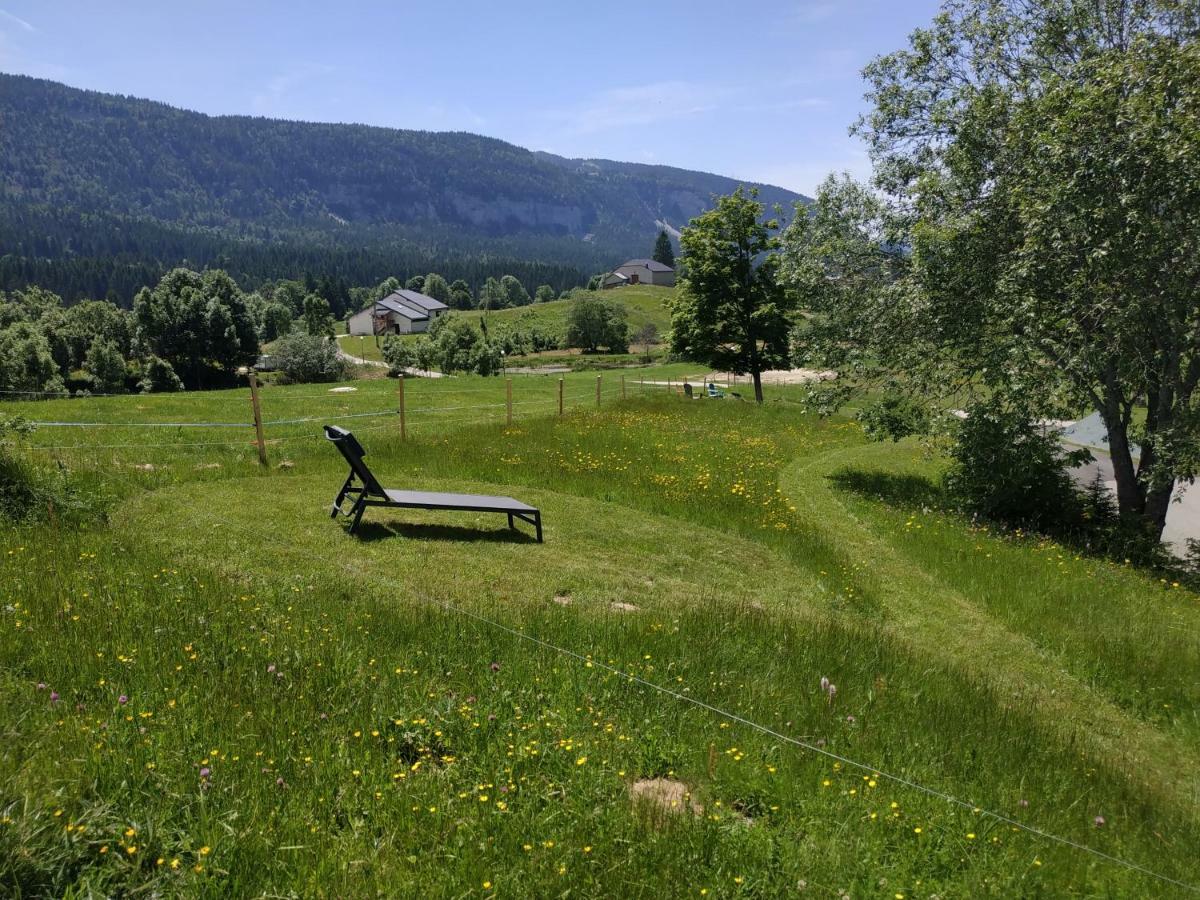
[421,273,450,304]
[857,395,929,443]
[652,228,675,268]
[781,174,906,382]
[381,336,417,375]
[405,275,426,293]
[133,268,259,389]
[426,316,501,375]
[670,188,794,403]
[259,302,293,342]
[851,2,1200,540]
[585,274,603,291]
[0,415,37,521]
[565,297,629,353]
[0,321,65,395]
[302,293,335,337]
[271,333,347,384]
[943,403,1090,533]
[500,275,530,308]
[60,300,134,370]
[0,415,100,523]
[477,277,507,310]
[137,356,184,393]
[534,284,556,304]
[83,338,128,395]
[448,279,474,310]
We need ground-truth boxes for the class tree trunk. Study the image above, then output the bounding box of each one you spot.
[1144,481,1175,541]
[1098,403,1172,543]
[752,369,764,404]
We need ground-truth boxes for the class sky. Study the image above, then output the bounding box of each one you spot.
[0,0,943,197]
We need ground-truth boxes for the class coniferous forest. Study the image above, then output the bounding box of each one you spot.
[0,74,804,304]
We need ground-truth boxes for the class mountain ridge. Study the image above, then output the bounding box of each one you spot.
[0,73,807,301]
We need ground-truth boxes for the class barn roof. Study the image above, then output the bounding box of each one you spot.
[386,289,449,312]
[619,258,673,273]
[376,295,428,321]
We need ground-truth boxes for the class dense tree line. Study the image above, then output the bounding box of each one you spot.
[0,207,589,307]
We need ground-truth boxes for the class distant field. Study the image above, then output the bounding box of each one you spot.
[338,285,675,365]
[2,369,1198,896]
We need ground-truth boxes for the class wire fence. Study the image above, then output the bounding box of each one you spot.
[7,372,678,458]
[417,588,1199,895]
[7,373,1191,891]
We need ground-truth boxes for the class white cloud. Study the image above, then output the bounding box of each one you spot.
[549,80,730,136]
[0,8,35,32]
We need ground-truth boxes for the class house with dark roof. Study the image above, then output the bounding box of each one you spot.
[606,258,675,288]
[347,289,449,335]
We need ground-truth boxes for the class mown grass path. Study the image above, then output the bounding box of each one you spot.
[3,393,1198,896]
[781,441,1200,826]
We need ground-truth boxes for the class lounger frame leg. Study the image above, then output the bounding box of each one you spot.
[348,498,367,534]
[535,512,543,543]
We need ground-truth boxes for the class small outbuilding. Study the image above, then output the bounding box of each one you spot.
[347,289,449,336]
[609,258,675,287]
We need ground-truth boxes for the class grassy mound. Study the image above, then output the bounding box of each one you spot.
[2,395,1198,896]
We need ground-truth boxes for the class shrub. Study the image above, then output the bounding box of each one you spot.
[0,416,101,524]
[943,402,1088,531]
[381,337,417,375]
[0,321,65,395]
[426,317,501,376]
[138,356,184,393]
[566,297,629,353]
[272,333,347,384]
[83,338,128,394]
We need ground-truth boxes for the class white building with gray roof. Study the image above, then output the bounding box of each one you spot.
[347,289,449,335]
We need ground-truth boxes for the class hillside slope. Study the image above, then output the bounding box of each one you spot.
[0,75,806,301]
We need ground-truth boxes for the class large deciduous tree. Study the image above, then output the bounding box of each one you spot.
[669,188,793,404]
[133,268,259,389]
[566,297,629,353]
[422,273,451,304]
[838,0,1200,541]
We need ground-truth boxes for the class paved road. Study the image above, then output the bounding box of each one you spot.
[1068,447,1197,557]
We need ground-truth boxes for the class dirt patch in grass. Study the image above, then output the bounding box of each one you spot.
[629,778,702,824]
[610,601,639,612]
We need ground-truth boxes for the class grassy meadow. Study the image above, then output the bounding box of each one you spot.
[338,285,675,366]
[2,375,1199,896]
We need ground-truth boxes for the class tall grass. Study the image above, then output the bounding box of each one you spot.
[1,390,1197,896]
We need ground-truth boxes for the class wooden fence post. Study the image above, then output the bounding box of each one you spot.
[595,375,602,408]
[247,369,267,466]
[398,374,406,441]
[506,378,513,426]
[621,374,626,400]
[558,378,564,416]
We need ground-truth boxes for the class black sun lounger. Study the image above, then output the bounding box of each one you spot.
[324,425,543,542]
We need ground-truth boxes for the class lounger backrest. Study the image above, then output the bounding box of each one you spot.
[323,425,386,496]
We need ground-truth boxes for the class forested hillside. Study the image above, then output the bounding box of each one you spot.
[0,75,805,303]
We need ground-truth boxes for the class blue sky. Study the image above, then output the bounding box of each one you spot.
[0,0,942,196]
